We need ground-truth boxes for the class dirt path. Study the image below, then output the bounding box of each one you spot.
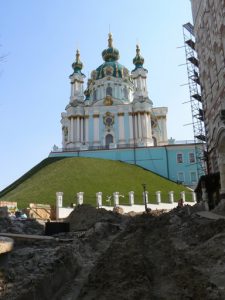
[74,212,224,300]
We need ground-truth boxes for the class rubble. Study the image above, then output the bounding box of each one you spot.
[0,204,225,299]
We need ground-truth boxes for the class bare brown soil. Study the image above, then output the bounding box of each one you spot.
[0,204,225,299]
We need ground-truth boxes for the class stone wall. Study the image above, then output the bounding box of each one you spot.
[191,0,225,197]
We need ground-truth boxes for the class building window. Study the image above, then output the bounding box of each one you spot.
[123,87,128,99]
[106,86,112,97]
[190,172,197,183]
[177,153,183,163]
[189,152,195,163]
[177,172,184,184]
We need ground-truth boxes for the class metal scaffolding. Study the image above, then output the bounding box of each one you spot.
[182,22,207,178]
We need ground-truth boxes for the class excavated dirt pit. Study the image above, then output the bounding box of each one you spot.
[0,204,225,299]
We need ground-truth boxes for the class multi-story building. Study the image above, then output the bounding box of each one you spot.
[190,0,225,199]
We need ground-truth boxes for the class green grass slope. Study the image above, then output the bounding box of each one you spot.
[0,157,192,208]
[0,157,66,197]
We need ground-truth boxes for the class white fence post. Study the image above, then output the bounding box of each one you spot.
[113,192,120,207]
[96,192,102,208]
[156,191,161,204]
[77,192,84,205]
[142,191,148,204]
[180,191,186,203]
[129,191,134,206]
[56,192,63,220]
[168,191,174,203]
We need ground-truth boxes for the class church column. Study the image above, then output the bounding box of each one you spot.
[141,112,146,139]
[138,112,142,140]
[147,112,153,143]
[85,116,89,144]
[129,113,134,144]
[77,116,80,143]
[70,117,74,143]
[135,113,138,140]
[93,114,100,145]
[73,117,77,142]
[118,113,125,144]
[80,117,84,143]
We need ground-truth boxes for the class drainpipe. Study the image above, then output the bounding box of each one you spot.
[165,146,170,179]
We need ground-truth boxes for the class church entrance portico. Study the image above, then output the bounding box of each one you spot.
[105,134,114,148]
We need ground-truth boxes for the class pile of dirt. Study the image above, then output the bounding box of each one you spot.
[0,217,44,235]
[66,204,126,232]
[74,207,225,300]
[212,199,225,216]
[1,204,225,299]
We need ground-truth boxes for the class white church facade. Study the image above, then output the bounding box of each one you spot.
[61,33,168,150]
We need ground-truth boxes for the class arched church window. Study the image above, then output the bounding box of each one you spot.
[93,90,97,101]
[123,87,128,99]
[106,86,112,97]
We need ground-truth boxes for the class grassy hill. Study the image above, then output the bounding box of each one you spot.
[0,157,193,208]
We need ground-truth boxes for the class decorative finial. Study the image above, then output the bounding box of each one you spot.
[76,49,80,62]
[108,32,113,48]
[136,44,140,55]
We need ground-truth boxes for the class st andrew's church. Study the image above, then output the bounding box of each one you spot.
[61,33,168,150]
[51,34,202,188]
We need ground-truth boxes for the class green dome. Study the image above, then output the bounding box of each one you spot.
[71,49,83,75]
[93,61,129,80]
[102,33,120,62]
[91,33,129,80]
[133,45,144,69]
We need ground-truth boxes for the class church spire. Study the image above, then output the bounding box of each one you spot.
[71,49,83,74]
[131,44,150,103]
[133,44,145,69]
[69,49,85,103]
[108,32,113,47]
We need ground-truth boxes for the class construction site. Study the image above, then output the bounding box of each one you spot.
[1,0,225,298]
[0,200,225,300]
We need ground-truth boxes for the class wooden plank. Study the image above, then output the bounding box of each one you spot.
[0,233,55,241]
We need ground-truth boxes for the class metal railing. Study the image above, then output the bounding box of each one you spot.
[51,140,197,153]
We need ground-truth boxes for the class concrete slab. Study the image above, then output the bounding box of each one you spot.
[196,211,225,220]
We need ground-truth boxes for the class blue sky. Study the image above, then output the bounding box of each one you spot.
[0,0,193,190]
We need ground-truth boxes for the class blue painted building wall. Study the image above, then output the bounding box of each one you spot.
[49,143,204,188]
